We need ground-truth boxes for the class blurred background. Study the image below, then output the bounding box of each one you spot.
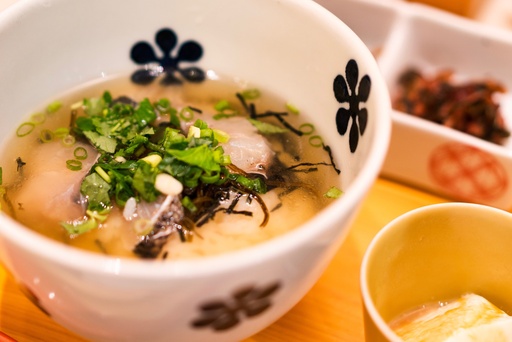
[409,0,512,29]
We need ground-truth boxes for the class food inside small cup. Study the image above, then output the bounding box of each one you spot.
[0,74,342,260]
[389,293,512,341]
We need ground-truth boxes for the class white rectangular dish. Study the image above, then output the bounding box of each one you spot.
[316,0,512,210]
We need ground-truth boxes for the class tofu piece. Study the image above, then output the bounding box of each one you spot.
[390,293,512,341]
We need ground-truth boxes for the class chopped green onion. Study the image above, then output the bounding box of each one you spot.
[179,106,195,121]
[200,171,221,184]
[46,100,62,114]
[66,159,82,171]
[213,99,238,119]
[309,135,323,148]
[16,122,35,137]
[188,126,201,139]
[30,112,46,125]
[286,102,300,115]
[61,216,97,235]
[53,127,70,138]
[62,134,76,146]
[181,196,197,213]
[241,89,261,100]
[249,119,289,134]
[86,209,108,223]
[299,123,315,135]
[155,98,172,114]
[141,154,162,167]
[219,155,231,165]
[95,166,111,183]
[74,147,88,160]
[214,99,231,112]
[39,129,54,143]
[324,186,343,199]
[213,129,230,143]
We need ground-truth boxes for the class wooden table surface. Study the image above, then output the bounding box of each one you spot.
[0,0,476,341]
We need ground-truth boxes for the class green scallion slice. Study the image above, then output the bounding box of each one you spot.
[46,100,62,114]
[74,147,88,160]
[95,166,111,183]
[30,112,46,125]
[53,127,70,138]
[324,186,343,199]
[40,129,54,143]
[16,122,35,137]
[62,134,76,146]
[179,106,195,122]
[286,102,300,115]
[299,123,315,135]
[241,89,261,100]
[66,159,82,171]
[309,135,323,148]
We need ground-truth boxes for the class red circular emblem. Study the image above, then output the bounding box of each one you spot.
[429,143,508,201]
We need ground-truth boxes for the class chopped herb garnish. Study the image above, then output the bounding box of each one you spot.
[179,106,195,122]
[80,173,112,212]
[213,99,238,120]
[241,89,261,100]
[248,119,289,134]
[61,216,98,235]
[309,135,323,147]
[299,123,315,135]
[39,129,54,143]
[54,127,70,138]
[66,159,82,171]
[30,112,46,125]
[286,102,300,115]
[66,92,271,236]
[324,186,343,199]
[62,134,76,146]
[46,100,62,114]
[16,122,35,137]
[74,147,88,160]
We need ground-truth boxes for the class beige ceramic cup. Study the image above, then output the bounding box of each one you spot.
[360,202,512,341]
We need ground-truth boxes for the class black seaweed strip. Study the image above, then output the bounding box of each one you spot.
[188,106,203,114]
[322,144,341,175]
[287,162,331,170]
[16,157,26,172]
[236,93,250,112]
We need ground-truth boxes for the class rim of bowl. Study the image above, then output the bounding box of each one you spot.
[0,0,392,278]
[359,202,512,341]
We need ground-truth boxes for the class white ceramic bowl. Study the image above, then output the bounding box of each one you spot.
[0,0,391,341]
[317,0,512,210]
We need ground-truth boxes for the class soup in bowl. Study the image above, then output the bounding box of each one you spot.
[0,0,391,340]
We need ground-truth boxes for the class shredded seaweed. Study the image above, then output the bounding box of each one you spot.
[16,157,26,172]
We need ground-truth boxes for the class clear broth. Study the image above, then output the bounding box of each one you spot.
[0,74,341,259]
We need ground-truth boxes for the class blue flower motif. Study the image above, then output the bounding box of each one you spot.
[130,28,205,85]
[333,59,371,153]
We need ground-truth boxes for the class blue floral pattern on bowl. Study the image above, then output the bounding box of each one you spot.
[334,59,371,153]
[130,28,205,85]
[191,282,281,331]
